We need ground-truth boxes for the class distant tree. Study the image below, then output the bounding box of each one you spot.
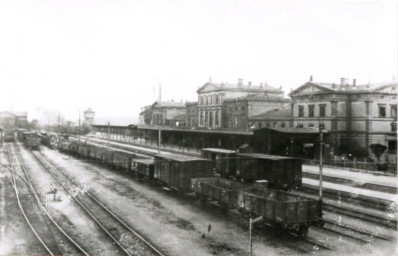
[370,143,387,163]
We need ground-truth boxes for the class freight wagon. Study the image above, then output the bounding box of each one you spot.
[236,153,302,190]
[154,153,214,192]
[238,186,322,237]
[133,158,155,180]
[201,148,237,177]
[192,177,322,237]
[191,177,252,208]
[23,132,41,150]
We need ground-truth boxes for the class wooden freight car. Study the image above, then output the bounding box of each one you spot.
[236,153,302,190]
[201,148,237,177]
[238,187,322,237]
[154,153,214,192]
[23,132,41,150]
[191,177,251,208]
[133,158,155,179]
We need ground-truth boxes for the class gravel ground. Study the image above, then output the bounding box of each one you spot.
[43,147,306,256]
[16,144,123,255]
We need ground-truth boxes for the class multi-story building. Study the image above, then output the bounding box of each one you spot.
[83,108,95,125]
[186,102,198,127]
[289,77,397,161]
[141,101,186,126]
[222,94,290,130]
[0,111,28,129]
[196,78,284,129]
[249,108,292,129]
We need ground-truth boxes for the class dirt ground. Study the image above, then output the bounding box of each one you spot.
[43,147,397,256]
[1,143,396,256]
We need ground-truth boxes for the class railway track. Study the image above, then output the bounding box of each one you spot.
[6,143,89,256]
[26,146,166,256]
[303,172,397,194]
[292,189,397,229]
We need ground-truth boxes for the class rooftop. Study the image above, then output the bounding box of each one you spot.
[155,152,210,162]
[197,79,284,94]
[250,108,291,120]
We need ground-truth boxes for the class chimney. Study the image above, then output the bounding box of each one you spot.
[309,75,313,82]
[353,79,356,87]
[248,81,252,86]
[238,78,243,86]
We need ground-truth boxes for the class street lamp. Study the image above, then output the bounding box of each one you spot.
[249,216,263,256]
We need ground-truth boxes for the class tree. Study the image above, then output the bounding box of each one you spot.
[370,143,387,163]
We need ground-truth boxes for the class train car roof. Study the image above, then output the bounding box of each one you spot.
[133,158,154,165]
[201,148,236,154]
[236,153,298,161]
[155,152,211,162]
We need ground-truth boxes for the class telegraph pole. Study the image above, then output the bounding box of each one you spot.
[319,127,323,202]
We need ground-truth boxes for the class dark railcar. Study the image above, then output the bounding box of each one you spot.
[154,153,214,191]
[236,153,302,190]
[133,158,155,179]
[201,148,236,177]
[191,177,251,208]
[4,130,16,142]
[238,187,322,237]
[23,132,41,150]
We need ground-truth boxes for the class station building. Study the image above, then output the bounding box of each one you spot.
[196,78,284,129]
[289,77,397,162]
[0,111,28,129]
[140,101,186,126]
[222,94,290,130]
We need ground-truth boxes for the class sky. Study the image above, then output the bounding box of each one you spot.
[0,0,396,125]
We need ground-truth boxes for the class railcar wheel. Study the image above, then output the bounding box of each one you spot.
[273,224,283,236]
[298,226,308,238]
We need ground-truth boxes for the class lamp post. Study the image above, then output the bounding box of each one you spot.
[249,216,263,256]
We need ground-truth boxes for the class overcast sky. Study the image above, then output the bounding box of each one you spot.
[0,0,396,125]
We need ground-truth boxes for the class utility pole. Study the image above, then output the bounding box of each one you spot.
[319,127,323,202]
[158,127,161,153]
[249,216,263,256]
[107,122,110,150]
[78,108,81,142]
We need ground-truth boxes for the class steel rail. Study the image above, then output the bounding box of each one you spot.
[5,144,54,256]
[12,143,90,256]
[38,150,166,256]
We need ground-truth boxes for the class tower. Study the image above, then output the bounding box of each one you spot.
[84,108,95,125]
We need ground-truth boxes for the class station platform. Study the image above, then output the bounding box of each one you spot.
[302,178,397,203]
[303,165,397,189]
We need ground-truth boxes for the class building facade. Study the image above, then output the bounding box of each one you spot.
[186,102,198,127]
[249,108,292,129]
[141,101,186,126]
[196,78,284,129]
[0,111,28,129]
[289,78,397,162]
[222,94,290,130]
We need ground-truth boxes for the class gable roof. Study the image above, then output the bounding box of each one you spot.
[289,81,397,97]
[250,108,291,120]
[197,81,283,94]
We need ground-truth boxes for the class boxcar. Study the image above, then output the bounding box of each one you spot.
[201,148,237,177]
[23,132,41,150]
[78,144,91,158]
[4,129,16,142]
[237,187,322,237]
[191,177,251,208]
[112,149,137,171]
[154,153,214,192]
[133,158,155,179]
[236,153,302,190]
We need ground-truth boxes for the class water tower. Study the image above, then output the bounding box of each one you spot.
[84,108,95,125]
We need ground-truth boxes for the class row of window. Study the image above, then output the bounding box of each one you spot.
[199,111,220,127]
[298,104,326,117]
[199,95,220,105]
[378,104,397,118]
